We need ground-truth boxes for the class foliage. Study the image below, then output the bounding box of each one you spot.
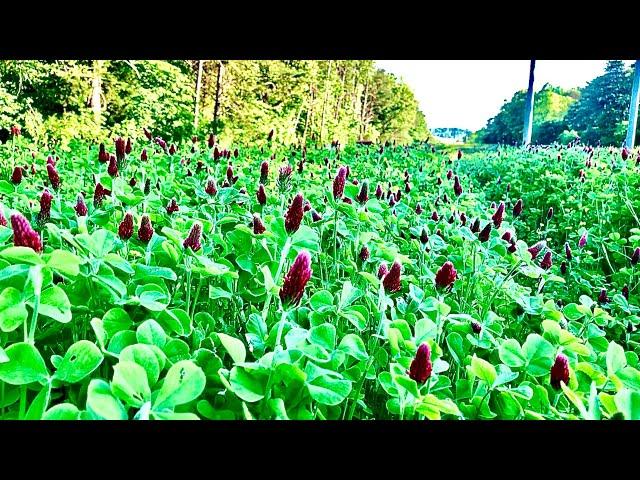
[1,129,640,420]
[478,84,579,145]
[0,60,429,150]
[478,61,639,146]
[565,61,632,146]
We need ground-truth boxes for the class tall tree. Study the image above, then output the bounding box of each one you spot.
[522,60,536,145]
[479,85,579,145]
[212,61,223,136]
[90,60,105,125]
[625,60,640,149]
[566,60,632,145]
[0,59,429,147]
[194,60,204,130]
[318,60,333,144]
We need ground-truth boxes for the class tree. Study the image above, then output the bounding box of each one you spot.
[369,69,425,144]
[193,60,204,130]
[478,84,579,144]
[212,61,223,136]
[0,60,429,148]
[565,60,632,146]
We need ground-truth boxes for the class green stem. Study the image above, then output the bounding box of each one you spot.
[274,308,289,350]
[28,294,41,345]
[28,265,42,345]
[261,308,291,416]
[185,256,192,315]
[480,261,521,322]
[346,288,386,420]
[262,236,292,322]
[420,246,426,292]
[191,277,203,319]
[425,374,433,396]
[333,207,339,264]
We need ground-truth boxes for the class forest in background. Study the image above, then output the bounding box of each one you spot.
[0,60,430,150]
[475,60,638,146]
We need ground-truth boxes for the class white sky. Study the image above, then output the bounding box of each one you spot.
[375,60,635,131]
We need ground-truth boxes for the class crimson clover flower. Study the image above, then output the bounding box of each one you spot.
[75,194,88,217]
[183,223,202,251]
[454,175,463,197]
[492,202,505,228]
[260,161,269,184]
[37,189,53,224]
[11,167,23,185]
[540,251,553,270]
[550,353,570,390]
[377,262,389,279]
[11,213,43,253]
[256,184,267,205]
[478,222,492,242]
[513,199,523,217]
[284,193,305,234]
[137,215,154,243]
[382,261,402,293]
[528,241,545,260]
[166,198,179,214]
[578,232,588,248]
[118,213,134,240]
[279,250,312,307]
[408,343,432,384]
[333,166,347,200]
[205,179,217,196]
[435,261,457,289]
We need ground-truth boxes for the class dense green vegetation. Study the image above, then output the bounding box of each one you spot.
[1,130,640,420]
[477,61,638,146]
[0,61,429,150]
[2,59,640,421]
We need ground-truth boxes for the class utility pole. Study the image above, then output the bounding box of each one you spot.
[625,60,640,149]
[522,59,536,146]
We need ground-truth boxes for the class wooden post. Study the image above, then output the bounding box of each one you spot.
[625,60,640,149]
[522,59,536,145]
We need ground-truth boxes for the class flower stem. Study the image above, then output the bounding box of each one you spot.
[28,294,41,345]
[185,255,192,315]
[191,277,203,319]
[28,265,42,345]
[274,308,289,350]
[262,236,292,322]
[345,288,386,420]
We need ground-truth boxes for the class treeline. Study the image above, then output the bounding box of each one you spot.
[0,60,429,149]
[432,128,471,140]
[476,61,638,146]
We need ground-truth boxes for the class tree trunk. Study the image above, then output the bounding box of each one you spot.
[194,60,204,130]
[625,60,640,149]
[522,59,536,145]
[333,65,347,121]
[302,83,315,147]
[91,60,104,125]
[212,61,223,135]
[359,80,370,141]
[319,61,333,144]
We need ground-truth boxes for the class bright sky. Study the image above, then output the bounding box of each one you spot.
[375,60,635,132]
